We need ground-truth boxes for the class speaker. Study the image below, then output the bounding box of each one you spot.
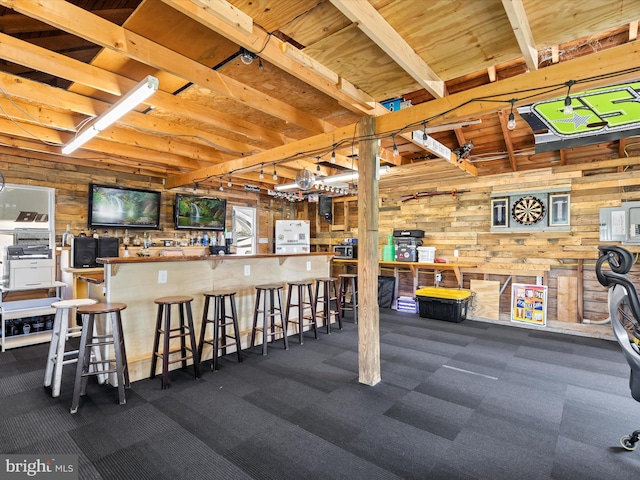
[72,237,98,268]
[319,195,333,224]
[98,237,120,258]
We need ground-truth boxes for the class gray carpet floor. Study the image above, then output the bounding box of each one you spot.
[2,309,640,479]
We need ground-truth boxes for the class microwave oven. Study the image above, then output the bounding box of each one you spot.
[333,244,357,259]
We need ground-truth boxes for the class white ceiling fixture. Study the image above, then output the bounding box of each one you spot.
[275,165,390,191]
[61,75,159,155]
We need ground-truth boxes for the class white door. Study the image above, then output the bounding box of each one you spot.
[232,206,256,255]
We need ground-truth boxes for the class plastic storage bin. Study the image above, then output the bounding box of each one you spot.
[415,287,473,322]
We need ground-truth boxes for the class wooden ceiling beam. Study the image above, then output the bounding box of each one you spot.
[1,0,333,136]
[166,39,640,188]
[0,32,284,146]
[630,20,639,41]
[160,0,380,115]
[0,8,135,34]
[329,0,445,99]
[501,0,538,71]
[0,71,254,161]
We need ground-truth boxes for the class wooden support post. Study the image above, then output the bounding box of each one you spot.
[357,115,381,386]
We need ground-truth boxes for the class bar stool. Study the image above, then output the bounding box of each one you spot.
[151,296,200,389]
[284,280,318,344]
[44,298,99,398]
[198,290,242,371]
[251,284,288,355]
[338,273,358,324]
[70,302,129,414]
[314,277,343,334]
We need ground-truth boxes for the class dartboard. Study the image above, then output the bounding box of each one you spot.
[512,196,545,225]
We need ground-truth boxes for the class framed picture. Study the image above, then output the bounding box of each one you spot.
[549,194,570,226]
[491,198,508,227]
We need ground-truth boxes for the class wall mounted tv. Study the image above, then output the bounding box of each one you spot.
[174,194,226,231]
[88,184,161,229]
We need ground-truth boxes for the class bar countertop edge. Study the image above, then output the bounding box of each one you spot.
[97,252,335,265]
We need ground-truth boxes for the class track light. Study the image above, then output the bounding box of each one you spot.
[563,80,576,115]
[507,99,516,131]
[62,75,159,154]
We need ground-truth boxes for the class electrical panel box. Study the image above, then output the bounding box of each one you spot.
[599,201,640,244]
[627,203,640,244]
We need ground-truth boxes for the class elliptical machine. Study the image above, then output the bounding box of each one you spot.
[596,245,640,450]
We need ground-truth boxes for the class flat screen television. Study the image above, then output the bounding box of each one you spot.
[88,183,161,229]
[174,194,226,231]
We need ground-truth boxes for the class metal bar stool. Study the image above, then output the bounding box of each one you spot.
[44,298,100,398]
[70,302,129,414]
[338,273,358,324]
[198,290,242,371]
[314,277,343,334]
[151,296,200,389]
[284,280,318,344]
[251,284,288,355]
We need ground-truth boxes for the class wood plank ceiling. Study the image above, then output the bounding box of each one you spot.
[0,0,639,194]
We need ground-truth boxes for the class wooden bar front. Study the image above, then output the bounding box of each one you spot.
[93,253,333,383]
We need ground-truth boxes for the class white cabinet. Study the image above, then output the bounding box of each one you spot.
[0,282,65,352]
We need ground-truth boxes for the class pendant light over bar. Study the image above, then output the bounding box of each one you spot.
[61,75,159,155]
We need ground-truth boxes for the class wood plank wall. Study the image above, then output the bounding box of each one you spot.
[315,156,640,324]
[0,152,267,249]
[4,148,640,326]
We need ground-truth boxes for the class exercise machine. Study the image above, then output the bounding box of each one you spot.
[596,245,640,450]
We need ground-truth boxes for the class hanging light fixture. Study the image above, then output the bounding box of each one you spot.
[563,80,576,115]
[507,99,517,131]
[227,176,232,188]
[330,146,336,164]
[392,135,399,157]
[422,121,428,141]
[273,164,278,180]
[259,165,264,180]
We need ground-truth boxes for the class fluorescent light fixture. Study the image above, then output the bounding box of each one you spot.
[62,75,159,155]
[274,165,390,191]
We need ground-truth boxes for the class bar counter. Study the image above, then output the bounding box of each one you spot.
[92,252,333,383]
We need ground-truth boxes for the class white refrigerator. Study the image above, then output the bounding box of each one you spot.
[275,220,310,254]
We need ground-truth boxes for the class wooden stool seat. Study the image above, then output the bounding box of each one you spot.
[338,274,358,324]
[150,296,200,389]
[251,284,288,355]
[314,277,343,334]
[70,302,129,414]
[284,281,318,344]
[198,290,242,371]
[154,296,194,305]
